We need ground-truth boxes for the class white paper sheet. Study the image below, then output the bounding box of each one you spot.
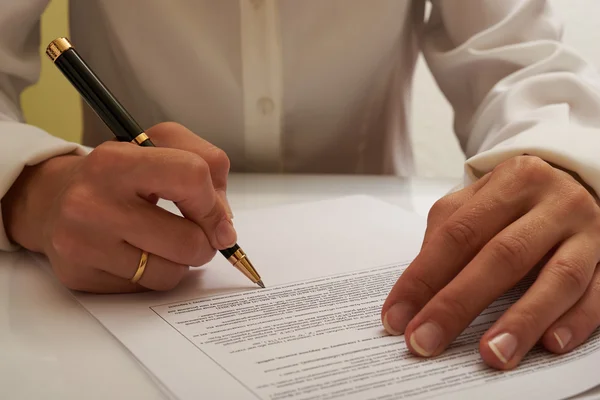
[64,196,600,399]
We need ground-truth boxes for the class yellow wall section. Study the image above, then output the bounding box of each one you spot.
[20,0,83,144]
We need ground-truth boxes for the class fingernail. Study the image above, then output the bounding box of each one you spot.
[217,190,234,219]
[488,333,518,364]
[553,327,572,350]
[216,219,237,248]
[383,303,416,335]
[409,321,442,356]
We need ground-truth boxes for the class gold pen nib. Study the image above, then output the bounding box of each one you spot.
[226,246,263,288]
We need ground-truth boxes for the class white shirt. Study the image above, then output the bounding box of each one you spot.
[2,0,600,251]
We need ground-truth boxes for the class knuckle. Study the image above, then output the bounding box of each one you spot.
[184,157,216,213]
[157,121,183,131]
[147,121,189,142]
[205,147,231,176]
[512,156,554,184]
[186,155,211,181]
[84,142,124,175]
[428,197,452,223]
[441,219,479,248]
[430,196,453,213]
[546,257,591,294]
[491,235,530,273]
[562,185,595,212]
[175,155,213,198]
[153,121,183,133]
[495,156,553,193]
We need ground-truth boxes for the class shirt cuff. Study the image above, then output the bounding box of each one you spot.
[464,121,600,199]
[0,122,88,251]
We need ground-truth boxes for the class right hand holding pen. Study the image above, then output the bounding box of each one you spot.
[3,122,235,293]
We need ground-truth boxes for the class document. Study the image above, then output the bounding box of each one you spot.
[61,196,600,400]
[149,264,600,400]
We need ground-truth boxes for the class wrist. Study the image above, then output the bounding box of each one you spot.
[2,155,83,252]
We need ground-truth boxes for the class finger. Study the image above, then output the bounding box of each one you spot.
[145,122,233,217]
[97,142,236,250]
[478,234,599,369]
[421,173,492,250]
[50,253,146,294]
[541,262,600,355]
[100,241,190,291]
[60,266,148,294]
[53,234,191,292]
[99,196,216,267]
[382,172,530,335]
[400,203,573,362]
[59,193,217,268]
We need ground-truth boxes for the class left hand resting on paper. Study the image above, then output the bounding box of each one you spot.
[381,155,600,370]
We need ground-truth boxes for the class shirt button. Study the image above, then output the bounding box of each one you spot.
[249,0,263,9]
[257,97,275,115]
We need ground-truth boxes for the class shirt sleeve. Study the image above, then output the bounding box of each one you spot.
[0,0,87,251]
[419,0,600,194]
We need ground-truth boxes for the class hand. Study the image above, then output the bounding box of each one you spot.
[381,155,600,370]
[2,122,234,293]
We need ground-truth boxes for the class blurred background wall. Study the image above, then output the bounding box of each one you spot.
[21,0,81,144]
[20,0,600,178]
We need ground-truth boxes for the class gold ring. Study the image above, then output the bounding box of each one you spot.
[131,250,149,284]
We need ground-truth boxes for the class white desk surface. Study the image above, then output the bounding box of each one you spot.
[1,174,598,400]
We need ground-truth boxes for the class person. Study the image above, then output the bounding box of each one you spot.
[2,0,600,372]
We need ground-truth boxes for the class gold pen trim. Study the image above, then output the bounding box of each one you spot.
[228,249,261,283]
[46,37,73,62]
[132,132,150,145]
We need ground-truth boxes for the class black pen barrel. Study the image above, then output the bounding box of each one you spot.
[47,38,145,144]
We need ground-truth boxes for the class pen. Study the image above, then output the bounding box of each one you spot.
[46,37,264,289]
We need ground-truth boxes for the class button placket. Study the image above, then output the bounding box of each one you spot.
[240,0,283,171]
